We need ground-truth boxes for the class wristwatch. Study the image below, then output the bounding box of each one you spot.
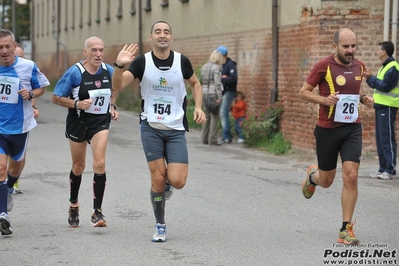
[29,91,34,100]
[111,103,117,110]
[113,62,125,69]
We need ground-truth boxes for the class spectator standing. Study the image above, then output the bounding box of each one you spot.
[216,46,237,144]
[230,91,247,144]
[201,50,223,146]
[364,41,399,180]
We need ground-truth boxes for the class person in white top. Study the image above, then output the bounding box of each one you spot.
[112,20,205,242]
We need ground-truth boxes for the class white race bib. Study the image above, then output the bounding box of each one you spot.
[146,95,176,123]
[334,94,359,123]
[86,89,111,114]
[0,76,20,104]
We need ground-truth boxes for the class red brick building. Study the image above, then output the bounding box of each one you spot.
[30,0,398,152]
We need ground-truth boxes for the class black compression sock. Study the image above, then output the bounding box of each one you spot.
[69,171,82,204]
[93,173,106,210]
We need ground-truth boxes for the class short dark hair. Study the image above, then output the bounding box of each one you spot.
[379,41,395,57]
[236,91,246,100]
[150,21,172,34]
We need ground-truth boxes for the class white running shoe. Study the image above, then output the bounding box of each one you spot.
[377,172,393,180]
[370,172,381,179]
[237,138,245,144]
[151,223,166,242]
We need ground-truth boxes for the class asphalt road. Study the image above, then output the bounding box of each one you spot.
[1,92,398,266]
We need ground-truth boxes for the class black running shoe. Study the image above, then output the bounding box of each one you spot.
[0,212,12,236]
[68,205,80,228]
[91,209,107,227]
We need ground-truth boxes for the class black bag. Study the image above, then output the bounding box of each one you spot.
[206,96,219,114]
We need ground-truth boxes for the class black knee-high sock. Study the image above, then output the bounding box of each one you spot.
[7,173,19,190]
[69,171,82,204]
[150,190,165,224]
[93,173,106,210]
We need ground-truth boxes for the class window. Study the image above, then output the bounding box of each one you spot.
[160,0,168,7]
[71,0,75,30]
[144,0,151,12]
[64,1,68,31]
[42,1,45,36]
[96,0,101,23]
[105,0,110,21]
[87,0,92,26]
[130,0,136,15]
[36,3,39,37]
[78,0,83,28]
[116,0,123,18]
[46,0,49,35]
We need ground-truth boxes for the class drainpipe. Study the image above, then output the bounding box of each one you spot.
[392,0,398,57]
[138,0,143,55]
[384,0,390,41]
[270,0,279,104]
[51,0,68,72]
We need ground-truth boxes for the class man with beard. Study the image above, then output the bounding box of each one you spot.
[299,28,373,245]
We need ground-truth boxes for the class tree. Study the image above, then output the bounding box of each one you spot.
[2,0,30,41]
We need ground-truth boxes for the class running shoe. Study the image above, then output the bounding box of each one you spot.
[14,181,23,194]
[370,171,381,179]
[217,139,225,145]
[0,212,12,236]
[68,205,80,228]
[90,209,107,227]
[302,165,318,199]
[377,172,393,180]
[165,183,174,200]
[151,223,166,242]
[338,222,359,245]
[7,188,14,212]
[237,138,245,144]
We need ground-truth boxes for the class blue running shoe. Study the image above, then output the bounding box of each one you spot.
[151,223,166,242]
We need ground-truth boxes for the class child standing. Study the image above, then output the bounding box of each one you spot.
[230,91,247,143]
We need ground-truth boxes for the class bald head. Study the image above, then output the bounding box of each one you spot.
[15,46,25,58]
[84,36,104,49]
[333,28,356,45]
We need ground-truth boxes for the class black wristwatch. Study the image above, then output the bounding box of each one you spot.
[29,91,34,100]
[113,62,125,69]
[111,103,117,110]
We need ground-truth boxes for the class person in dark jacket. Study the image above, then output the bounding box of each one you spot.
[364,41,399,180]
[216,46,238,144]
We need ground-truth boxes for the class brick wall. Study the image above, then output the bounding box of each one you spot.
[39,3,394,153]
